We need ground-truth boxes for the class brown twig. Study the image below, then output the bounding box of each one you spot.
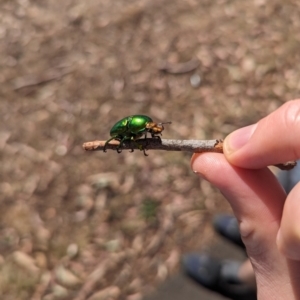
[12,68,73,90]
[82,138,296,171]
[82,138,223,153]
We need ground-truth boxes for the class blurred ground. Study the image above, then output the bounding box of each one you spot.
[0,0,300,299]
[143,236,247,300]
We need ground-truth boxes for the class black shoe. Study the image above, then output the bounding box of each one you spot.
[213,214,245,249]
[182,253,256,300]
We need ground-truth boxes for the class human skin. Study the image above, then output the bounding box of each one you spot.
[191,100,300,300]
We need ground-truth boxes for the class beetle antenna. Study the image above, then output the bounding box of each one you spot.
[158,122,172,125]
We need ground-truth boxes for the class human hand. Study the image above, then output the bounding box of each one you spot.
[191,100,300,299]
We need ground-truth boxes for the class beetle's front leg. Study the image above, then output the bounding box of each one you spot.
[151,133,162,141]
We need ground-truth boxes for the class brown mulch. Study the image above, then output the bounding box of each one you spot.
[0,0,300,299]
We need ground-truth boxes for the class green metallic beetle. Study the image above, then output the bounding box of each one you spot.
[103,115,171,156]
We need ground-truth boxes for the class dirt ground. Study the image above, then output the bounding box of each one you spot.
[0,0,300,299]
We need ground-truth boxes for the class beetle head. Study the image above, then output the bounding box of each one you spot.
[146,121,172,134]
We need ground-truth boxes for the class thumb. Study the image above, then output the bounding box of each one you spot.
[224,100,300,169]
[277,182,300,260]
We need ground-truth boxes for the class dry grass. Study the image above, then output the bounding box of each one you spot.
[0,0,300,299]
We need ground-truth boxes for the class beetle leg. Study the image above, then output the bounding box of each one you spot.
[103,137,118,152]
[143,148,149,156]
[129,134,141,153]
[128,136,138,153]
[116,136,128,153]
[135,140,148,156]
[131,138,148,156]
[151,133,162,141]
[140,140,149,156]
[138,134,149,156]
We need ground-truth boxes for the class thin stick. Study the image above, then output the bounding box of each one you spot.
[83,138,223,153]
[13,69,72,90]
[82,138,296,171]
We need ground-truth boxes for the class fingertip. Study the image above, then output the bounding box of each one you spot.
[190,153,207,178]
[190,153,200,172]
[191,152,225,179]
